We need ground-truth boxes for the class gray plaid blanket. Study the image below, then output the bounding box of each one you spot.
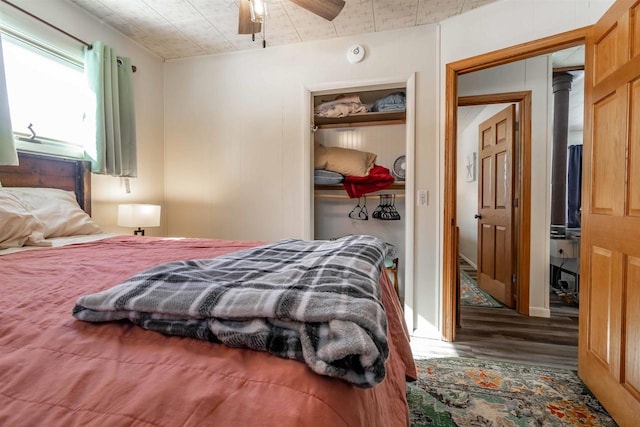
[73,235,390,388]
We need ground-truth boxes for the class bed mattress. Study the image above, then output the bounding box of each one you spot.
[0,235,416,426]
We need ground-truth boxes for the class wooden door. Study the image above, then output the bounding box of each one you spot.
[579,0,640,425]
[476,105,515,307]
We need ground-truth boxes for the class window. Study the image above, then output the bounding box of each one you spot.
[2,33,88,158]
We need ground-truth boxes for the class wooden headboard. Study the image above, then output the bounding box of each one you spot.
[0,151,92,215]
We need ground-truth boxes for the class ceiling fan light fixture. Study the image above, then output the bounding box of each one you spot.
[249,0,267,24]
[288,0,345,21]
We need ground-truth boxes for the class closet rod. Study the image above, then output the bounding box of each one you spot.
[1,0,137,72]
[315,193,406,199]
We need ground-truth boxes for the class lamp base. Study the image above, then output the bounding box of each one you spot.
[134,227,145,236]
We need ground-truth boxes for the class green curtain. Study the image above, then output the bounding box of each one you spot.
[84,41,137,177]
[0,34,18,166]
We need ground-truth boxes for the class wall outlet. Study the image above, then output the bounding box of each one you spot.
[550,238,576,258]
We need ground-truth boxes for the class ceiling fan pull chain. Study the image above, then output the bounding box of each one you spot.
[262,14,267,48]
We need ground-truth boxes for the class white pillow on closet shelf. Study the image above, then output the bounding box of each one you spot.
[0,191,50,249]
[2,188,102,238]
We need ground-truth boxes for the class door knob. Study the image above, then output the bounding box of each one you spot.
[474,214,482,219]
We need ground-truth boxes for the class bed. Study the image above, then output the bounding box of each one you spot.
[0,152,416,426]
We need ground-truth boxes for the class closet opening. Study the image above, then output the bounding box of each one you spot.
[304,76,416,329]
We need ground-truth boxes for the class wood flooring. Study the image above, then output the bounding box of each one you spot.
[410,258,579,370]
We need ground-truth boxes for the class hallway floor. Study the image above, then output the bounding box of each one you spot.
[410,258,579,370]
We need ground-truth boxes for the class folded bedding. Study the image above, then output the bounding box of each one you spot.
[314,94,369,118]
[314,169,344,185]
[73,234,390,388]
[371,92,406,112]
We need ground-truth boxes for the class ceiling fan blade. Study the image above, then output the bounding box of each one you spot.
[238,0,261,34]
[289,0,345,21]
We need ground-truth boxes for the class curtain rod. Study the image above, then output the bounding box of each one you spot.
[1,0,137,72]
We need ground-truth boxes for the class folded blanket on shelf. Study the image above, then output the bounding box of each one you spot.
[371,92,406,113]
[375,104,406,112]
[314,169,344,185]
[315,94,369,118]
[73,235,390,388]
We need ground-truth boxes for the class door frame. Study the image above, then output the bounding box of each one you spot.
[443,27,589,341]
[459,92,532,314]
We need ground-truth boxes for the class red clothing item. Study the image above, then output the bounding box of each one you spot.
[343,165,395,198]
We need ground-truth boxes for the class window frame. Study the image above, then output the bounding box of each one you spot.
[1,26,87,159]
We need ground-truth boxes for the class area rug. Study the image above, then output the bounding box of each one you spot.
[460,270,502,308]
[407,358,617,426]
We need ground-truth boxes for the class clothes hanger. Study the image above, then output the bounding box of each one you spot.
[372,194,389,219]
[348,196,368,220]
[373,194,401,220]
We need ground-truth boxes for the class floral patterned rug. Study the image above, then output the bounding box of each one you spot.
[460,270,502,308]
[407,358,618,426]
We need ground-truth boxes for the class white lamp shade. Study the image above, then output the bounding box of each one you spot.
[117,204,161,228]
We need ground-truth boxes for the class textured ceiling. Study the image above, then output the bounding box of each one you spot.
[68,0,497,59]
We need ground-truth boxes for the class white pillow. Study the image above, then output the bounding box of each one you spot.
[3,188,102,238]
[0,192,50,248]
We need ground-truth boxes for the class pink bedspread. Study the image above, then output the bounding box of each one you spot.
[0,236,416,426]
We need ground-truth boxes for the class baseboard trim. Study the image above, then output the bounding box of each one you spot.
[458,253,477,270]
[529,306,551,318]
[411,325,443,340]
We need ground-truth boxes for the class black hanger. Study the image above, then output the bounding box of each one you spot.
[348,196,368,220]
[373,194,401,220]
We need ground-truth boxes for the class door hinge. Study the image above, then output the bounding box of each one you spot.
[514,122,519,131]
[512,274,517,284]
[513,198,518,208]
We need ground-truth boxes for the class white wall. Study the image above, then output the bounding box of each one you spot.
[458,57,552,315]
[456,104,507,266]
[440,0,614,65]
[568,71,585,146]
[7,0,166,236]
[164,25,440,336]
[440,0,615,319]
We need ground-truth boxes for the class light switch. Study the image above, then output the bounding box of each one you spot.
[417,190,428,206]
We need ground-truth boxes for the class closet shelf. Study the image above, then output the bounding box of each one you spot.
[314,111,405,129]
[314,183,405,191]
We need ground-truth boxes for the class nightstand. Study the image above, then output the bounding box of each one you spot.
[385,257,399,297]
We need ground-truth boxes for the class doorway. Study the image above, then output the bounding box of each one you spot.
[457,92,532,315]
[442,28,588,342]
[548,47,585,310]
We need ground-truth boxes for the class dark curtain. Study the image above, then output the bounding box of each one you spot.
[567,145,582,228]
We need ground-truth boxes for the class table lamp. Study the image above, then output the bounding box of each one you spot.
[117,204,161,236]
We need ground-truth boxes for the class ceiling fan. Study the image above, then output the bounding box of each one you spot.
[238,0,346,45]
